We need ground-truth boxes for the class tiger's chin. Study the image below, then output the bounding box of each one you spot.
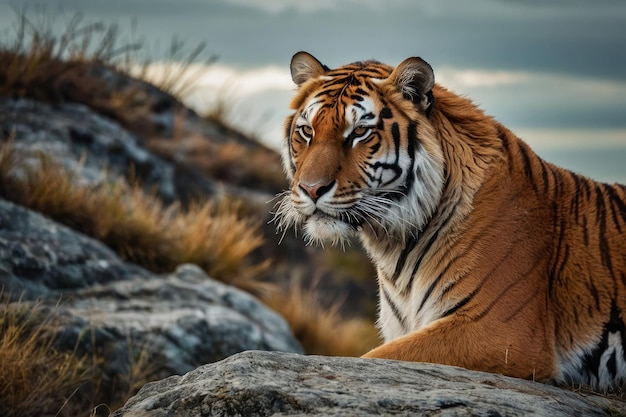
[303,214,355,248]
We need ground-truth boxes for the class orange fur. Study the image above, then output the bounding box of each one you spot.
[278,52,626,390]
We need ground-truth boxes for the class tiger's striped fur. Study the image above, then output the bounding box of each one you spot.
[275,51,626,390]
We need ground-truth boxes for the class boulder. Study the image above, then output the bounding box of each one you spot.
[112,350,626,417]
[0,198,150,300]
[0,197,301,388]
[53,264,302,379]
[0,97,217,204]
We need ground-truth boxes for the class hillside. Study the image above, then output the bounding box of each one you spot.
[0,16,378,416]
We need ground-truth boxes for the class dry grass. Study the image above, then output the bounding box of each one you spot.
[264,276,380,357]
[147,134,287,193]
[0,141,268,288]
[0,10,385,416]
[0,10,213,139]
[0,296,163,417]
[0,299,85,417]
[127,39,216,100]
[1,140,377,359]
[0,12,136,100]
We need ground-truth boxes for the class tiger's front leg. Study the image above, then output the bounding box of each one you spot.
[362,315,556,382]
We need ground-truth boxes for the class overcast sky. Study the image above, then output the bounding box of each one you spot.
[1,0,625,182]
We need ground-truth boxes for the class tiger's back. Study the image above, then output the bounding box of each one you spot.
[277,51,626,390]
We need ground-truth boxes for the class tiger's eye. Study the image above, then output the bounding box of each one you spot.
[300,125,313,139]
[353,126,369,137]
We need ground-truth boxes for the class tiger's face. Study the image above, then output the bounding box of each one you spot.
[276,52,445,246]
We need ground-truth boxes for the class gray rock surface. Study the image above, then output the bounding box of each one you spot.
[112,350,626,417]
[0,97,218,204]
[0,197,301,388]
[0,198,150,300]
[54,264,302,378]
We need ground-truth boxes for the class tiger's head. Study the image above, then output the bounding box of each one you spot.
[275,52,445,247]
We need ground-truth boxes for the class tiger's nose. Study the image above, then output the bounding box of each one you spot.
[298,180,335,201]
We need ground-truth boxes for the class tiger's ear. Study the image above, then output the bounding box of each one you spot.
[290,51,328,86]
[389,57,435,113]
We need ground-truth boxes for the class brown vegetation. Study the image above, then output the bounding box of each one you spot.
[0,10,379,416]
[266,277,379,357]
[0,141,267,288]
[0,297,161,417]
[0,300,85,417]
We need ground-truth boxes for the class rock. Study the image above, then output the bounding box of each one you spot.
[0,97,218,204]
[0,198,150,300]
[0,69,376,324]
[0,197,301,389]
[112,350,626,417]
[53,264,302,379]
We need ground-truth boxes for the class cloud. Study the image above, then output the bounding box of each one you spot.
[518,128,626,183]
[436,68,532,88]
[135,62,295,148]
[518,128,626,150]
[214,0,403,14]
[136,63,293,96]
[134,61,626,156]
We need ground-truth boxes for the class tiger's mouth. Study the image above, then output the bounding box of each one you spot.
[310,208,339,221]
[303,211,356,246]
[309,207,362,229]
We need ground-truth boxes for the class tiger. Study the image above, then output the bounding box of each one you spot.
[274,51,626,390]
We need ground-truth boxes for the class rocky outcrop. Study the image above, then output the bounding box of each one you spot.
[1,71,376,322]
[112,350,626,417]
[53,264,302,379]
[0,97,217,204]
[0,197,301,386]
[0,198,150,301]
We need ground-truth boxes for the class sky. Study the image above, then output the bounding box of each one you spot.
[1,0,625,183]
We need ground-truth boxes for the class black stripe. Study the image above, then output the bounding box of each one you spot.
[417,275,441,313]
[605,184,626,223]
[441,290,477,317]
[350,101,366,111]
[538,158,550,194]
[403,232,439,296]
[586,278,600,309]
[569,171,582,219]
[551,230,570,296]
[595,185,615,274]
[517,144,538,193]
[391,122,401,161]
[475,257,543,321]
[437,231,497,299]
[379,107,393,119]
[549,205,567,295]
[403,121,418,198]
[372,122,403,187]
[499,129,514,174]
[320,77,351,89]
[284,114,297,174]
[284,113,295,140]
[552,167,562,200]
[402,200,458,296]
[580,174,592,201]
[413,186,506,307]
[582,215,589,246]
[607,351,617,379]
[392,236,419,283]
[382,286,406,331]
[503,285,543,323]
[604,184,626,233]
